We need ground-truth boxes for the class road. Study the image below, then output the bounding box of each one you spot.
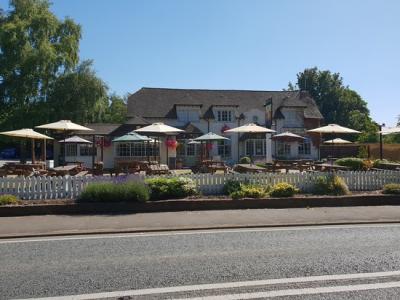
[1,224,400,299]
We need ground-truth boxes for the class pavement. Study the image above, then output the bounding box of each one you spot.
[2,205,400,238]
[2,224,400,299]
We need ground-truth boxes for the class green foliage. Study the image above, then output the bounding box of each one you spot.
[0,194,19,205]
[47,60,109,123]
[230,184,267,200]
[312,175,350,196]
[239,156,251,164]
[335,157,368,171]
[357,145,369,159]
[145,177,197,200]
[269,182,299,198]
[383,184,400,195]
[0,0,81,128]
[288,67,378,143]
[104,94,127,123]
[223,180,242,195]
[78,182,150,202]
[372,159,398,168]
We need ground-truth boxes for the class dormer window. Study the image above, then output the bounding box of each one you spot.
[176,105,200,122]
[217,110,232,122]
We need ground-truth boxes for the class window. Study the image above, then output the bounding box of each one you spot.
[63,144,77,156]
[218,140,231,158]
[245,139,266,156]
[186,143,196,156]
[116,143,130,157]
[177,108,200,122]
[217,110,232,122]
[298,141,311,155]
[80,145,94,156]
[131,143,146,157]
[277,142,291,156]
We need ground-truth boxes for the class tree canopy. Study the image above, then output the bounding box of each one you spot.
[288,67,378,142]
[0,0,126,132]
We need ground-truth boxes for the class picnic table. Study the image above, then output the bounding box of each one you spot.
[200,160,229,174]
[52,164,80,176]
[233,164,268,174]
[313,163,350,172]
[1,162,46,176]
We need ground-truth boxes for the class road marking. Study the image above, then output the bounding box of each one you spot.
[17,270,400,299]
[175,281,400,299]
[2,223,400,244]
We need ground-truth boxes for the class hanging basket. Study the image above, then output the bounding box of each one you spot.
[166,138,177,149]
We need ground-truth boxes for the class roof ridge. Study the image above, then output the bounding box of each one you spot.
[140,87,300,93]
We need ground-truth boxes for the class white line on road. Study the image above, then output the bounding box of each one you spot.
[17,270,400,300]
[175,281,400,300]
[2,223,400,244]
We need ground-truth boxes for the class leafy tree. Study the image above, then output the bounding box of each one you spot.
[288,67,378,142]
[47,60,108,123]
[0,0,81,129]
[104,93,127,123]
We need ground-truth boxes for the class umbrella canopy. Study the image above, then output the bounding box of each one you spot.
[324,138,352,144]
[0,128,53,140]
[59,136,92,144]
[224,123,275,133]
[134,122,184,135]
[112,132,152,143]
[380,127,400,135]
[36,120,93,132]
[307,124,360,134]
[272,131,305,142]
[193,132,230,142]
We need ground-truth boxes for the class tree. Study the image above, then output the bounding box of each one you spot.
[0,0,81,128]
[104,93,127,123]
[47,60,108,123]
[288,67,378,142]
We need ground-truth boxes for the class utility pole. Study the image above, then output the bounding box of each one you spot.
[379,123,385,160]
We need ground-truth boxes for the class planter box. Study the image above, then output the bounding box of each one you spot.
[1,194,400,217]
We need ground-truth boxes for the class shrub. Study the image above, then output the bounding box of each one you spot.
[239,156,251,164]
[383,183,400,194]
[230,184,267,200]
[0,194,19,205]
[312,175,350,196]
[269,182,299,198]
[373,159,389,168]
[223,180,242,195]
[335,157,367,171]
[78,182,150,202]
[145,177,197,200]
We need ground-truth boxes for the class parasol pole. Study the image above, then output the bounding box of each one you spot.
[31,138,36,164]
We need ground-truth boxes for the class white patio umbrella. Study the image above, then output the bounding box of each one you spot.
[379,127,400,135]
[59,136,92,163]
[193,132,230,160]
[36,120,94,166]
[0,129,53,164]
[135,122,184,165]
[224,123,275,163]
[308,124,360,161]
[324,138,352,144]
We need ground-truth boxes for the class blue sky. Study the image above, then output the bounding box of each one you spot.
[2,0,399,126]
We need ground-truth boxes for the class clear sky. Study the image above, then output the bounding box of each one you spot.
[2,0,399,126]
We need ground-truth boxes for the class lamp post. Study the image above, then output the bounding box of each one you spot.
[379,123,385,160]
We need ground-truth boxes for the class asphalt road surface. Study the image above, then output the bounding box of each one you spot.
[1,224,400,299]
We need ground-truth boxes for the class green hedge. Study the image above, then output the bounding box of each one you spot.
[383,183,400,194]
[230,184,268,200]
[78,182,150,202]
[312,175,350,196]
[239,156,252,164]
[145,177,197,200]
[335,158,367,171]
[0,194,19,205]
[269,182,299,197]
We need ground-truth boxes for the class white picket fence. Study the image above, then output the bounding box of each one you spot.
[0,171,399,200]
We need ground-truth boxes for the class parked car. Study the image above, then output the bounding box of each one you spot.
[0,148,18,159]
